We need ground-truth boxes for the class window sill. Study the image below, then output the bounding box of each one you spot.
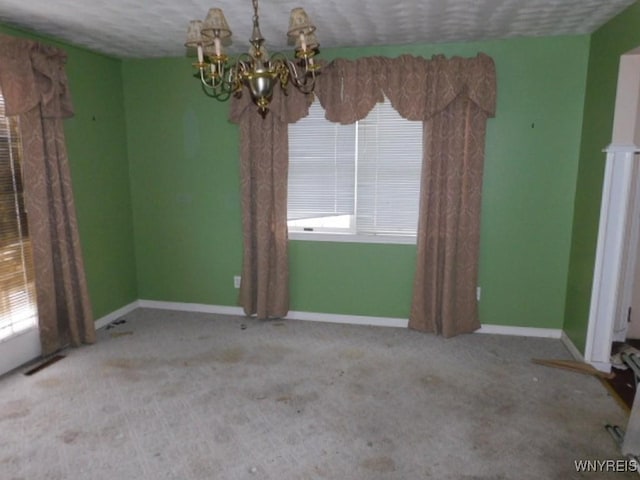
[288,231,416,245]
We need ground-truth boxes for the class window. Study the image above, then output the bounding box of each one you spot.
[0,91,37,342]
[288,98,422,244]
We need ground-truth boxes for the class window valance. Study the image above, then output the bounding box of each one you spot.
[316,53,496,124]
[229,53,496,127]
[0,34,73,118]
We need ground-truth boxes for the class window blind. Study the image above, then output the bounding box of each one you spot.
[288,101,356,221]
[288,97,422,237]
[0,91,37,342]
[356,100,422,235]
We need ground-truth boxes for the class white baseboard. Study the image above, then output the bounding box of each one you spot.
[138,299,245,316]
[136,300,407,328]
[476,324,562,338]
[286,310,408,328]
[291,312,565,338]
[560,331,585,361]
[94,300,141,330]
[112,300,566,339]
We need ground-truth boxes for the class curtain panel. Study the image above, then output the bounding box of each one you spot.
[231,53,496,336]
[315,54,496,336]
[229,86,311,319]
[0,34,95,355]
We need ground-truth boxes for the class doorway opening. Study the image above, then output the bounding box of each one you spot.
[586,46,640,374]
[0,89,40,376]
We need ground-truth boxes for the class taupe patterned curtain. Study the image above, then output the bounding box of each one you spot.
[406,55,496,336]
[0,35,95,355]
[229,87,311,319]
[315,54,496,337]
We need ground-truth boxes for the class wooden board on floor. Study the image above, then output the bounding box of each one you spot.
[532,358,616,380]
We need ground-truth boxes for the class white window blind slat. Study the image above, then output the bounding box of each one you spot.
[288,101,356,221]
[356,100,422,235]
[288,97,422,238]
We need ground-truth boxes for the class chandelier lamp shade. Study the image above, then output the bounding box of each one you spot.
[185,0,321,115]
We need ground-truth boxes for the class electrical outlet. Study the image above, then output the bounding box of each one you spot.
[476,287,481,301]
[234,276,241,289]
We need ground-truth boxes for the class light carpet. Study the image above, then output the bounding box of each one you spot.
[0,308,633,479]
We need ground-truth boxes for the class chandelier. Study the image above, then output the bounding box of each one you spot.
[185,0,321,116]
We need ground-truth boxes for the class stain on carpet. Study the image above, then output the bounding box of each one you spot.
[274,391,320,413]
[35,377,63,388]
[216,346,245,363]
[105,358,137,369]
[110,331,134,338]
[348,382,366,396]
[60,430,81,444]
[0,400,30,421]
[420,374,445,387]
[101,404,121,414]
[103,358,143,382]
[361,455,396,473]
[340,348,365,360]
[250,344,294,365]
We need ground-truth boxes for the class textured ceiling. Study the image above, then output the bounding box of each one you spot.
[0,0,635,59]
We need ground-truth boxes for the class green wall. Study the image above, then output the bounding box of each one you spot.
[0,25,137,319]
[564,2,640,352]
[123,35,589,327]
[122,58,242,305]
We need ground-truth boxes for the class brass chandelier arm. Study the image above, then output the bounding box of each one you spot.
[285,59,318,94]
[198,62,241,100]
[266,51,318,95]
